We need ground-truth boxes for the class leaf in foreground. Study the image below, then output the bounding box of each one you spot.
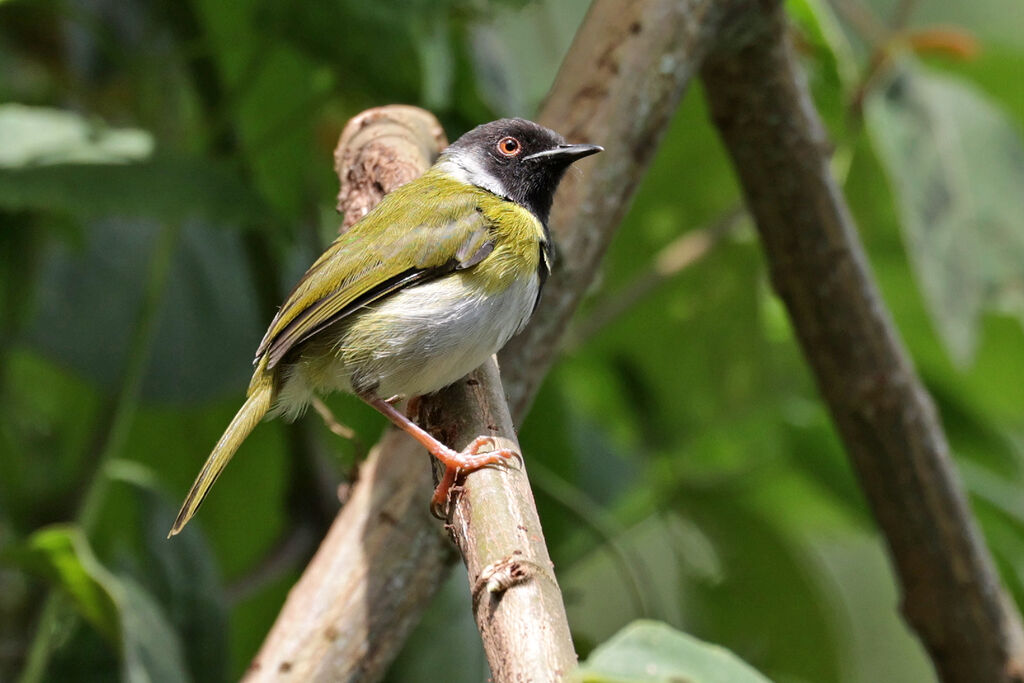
[575,620,772,683]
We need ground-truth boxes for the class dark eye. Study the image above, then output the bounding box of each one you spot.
[496,136,521,157]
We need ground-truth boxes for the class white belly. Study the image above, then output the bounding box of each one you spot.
[275,271,538,415]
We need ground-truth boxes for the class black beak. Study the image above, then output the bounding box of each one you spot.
[524,143,603,164]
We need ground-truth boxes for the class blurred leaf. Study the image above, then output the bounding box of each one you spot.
[0,105,153,168]
[786,0,857,90]
[467,0,589,117]
[108,460,229,683]
[411,14,454,109]
[563,516,688,653]
[116,577,190,683]
[0,157,266,223]
[861,0,1024,51]
[575,620,772,683]
[23,526,120,644]
[684,499,842,682]
[27,217,262,403]
[813,533,937,682]
[0,351,104,531]
[865,58,1024,364]
[22,524,190,682]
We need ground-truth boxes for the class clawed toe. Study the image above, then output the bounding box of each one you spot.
[429,435,521,517]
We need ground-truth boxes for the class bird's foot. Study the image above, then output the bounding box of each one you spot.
[429,436,520,517]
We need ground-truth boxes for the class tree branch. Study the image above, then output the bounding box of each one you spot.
[247,0,731,679]
[422,362,575,681]
[699,3,1024,681]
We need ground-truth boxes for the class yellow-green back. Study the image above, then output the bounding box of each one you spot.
[254,168,547,372]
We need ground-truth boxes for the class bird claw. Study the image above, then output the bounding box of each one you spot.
[429,435,520,517]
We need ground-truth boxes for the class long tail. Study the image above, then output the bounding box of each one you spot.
[168,377,275,537]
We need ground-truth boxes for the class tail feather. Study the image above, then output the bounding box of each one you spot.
[168,379,274,537]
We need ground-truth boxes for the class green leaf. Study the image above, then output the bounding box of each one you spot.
[27,217,263,403]
[106,460,230,683]
[786,0,858,91]
[865,58,1024,364]
[410,13,454,110]
[22,525,190,683]
[575,620,772,683]
[0,158,266,223]
[468,0,590,117]
[0,104,153,168]
[23,526,121,644]
[117,578,190,683]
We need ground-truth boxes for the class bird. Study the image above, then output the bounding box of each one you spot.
[168,118,602,537]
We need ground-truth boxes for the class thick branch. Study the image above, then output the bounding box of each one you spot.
[700,4,1024,682]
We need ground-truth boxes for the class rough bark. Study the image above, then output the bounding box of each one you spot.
[699,3,1024,681]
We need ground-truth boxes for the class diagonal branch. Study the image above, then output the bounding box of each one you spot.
[699,3,1024,681]
[500,0,724,415]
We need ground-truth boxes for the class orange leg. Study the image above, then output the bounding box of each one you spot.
[365,397,519,514]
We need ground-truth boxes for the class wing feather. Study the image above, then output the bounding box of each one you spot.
[256,173,496,368]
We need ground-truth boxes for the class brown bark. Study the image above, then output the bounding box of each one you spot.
[699,3,1024,681]
[333,106,448,230]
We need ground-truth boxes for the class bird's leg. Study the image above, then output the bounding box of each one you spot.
[364,396,519,513]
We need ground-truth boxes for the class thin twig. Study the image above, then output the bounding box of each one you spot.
[310,398,356,440]
[564,204,745,350]
[529,461,654,619]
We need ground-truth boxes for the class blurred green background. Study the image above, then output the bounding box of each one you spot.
[2,0,1023,681]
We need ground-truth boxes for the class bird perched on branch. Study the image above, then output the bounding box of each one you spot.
[169,118,601,536]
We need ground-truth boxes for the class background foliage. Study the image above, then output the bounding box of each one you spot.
[1,0,1023,681]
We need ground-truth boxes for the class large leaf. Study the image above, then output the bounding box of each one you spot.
[0,158,266,224]
[575,620,772,683]
[865,58,1024,364]
[0,104,153,168]
[0,105,265,224]
[22,525,190,683]
[27,217,263,403]
[109,460,230,683]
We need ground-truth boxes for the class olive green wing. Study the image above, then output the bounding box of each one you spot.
[256,184,494,370]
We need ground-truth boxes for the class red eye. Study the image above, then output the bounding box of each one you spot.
[497,136,521,157]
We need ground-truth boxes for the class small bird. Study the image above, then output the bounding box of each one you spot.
[168,118,601,537]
